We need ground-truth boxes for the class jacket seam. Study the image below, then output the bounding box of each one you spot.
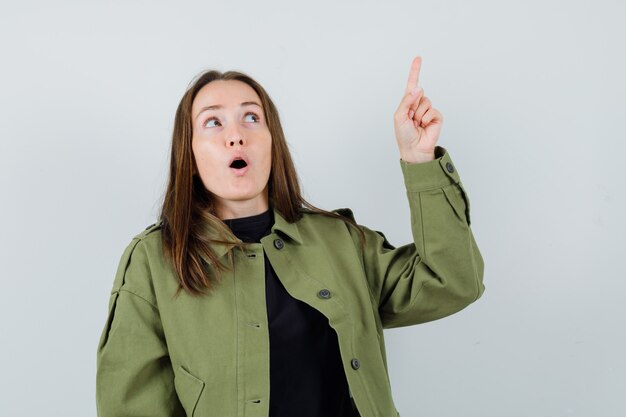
[380,258,428,319]
[233,257,241,417]
[469,229,481,303]
[418,191,426,262]
[117,288,159,311]
[351,225,378,308]
[342,221,387,417]
[405,176,458,193]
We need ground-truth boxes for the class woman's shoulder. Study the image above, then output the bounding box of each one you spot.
[125,220,166,265]
[131,219,164,241]
[121,219,165,258]
[109,220,166,304]
[299,206,391,247]
[299,206,356,221]
[297,207,359,235]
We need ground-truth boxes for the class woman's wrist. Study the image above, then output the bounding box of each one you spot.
[399,149,436,164]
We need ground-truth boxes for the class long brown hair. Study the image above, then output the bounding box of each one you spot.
[159,69,365,298]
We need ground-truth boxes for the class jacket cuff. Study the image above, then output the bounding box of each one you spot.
[399,146,461,192]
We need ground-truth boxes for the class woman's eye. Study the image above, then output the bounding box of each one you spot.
[244,112,260,123]
[204,117,220,128]
[203,112,259,128]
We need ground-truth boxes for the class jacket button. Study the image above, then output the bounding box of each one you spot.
[273,239,284,250]
[445,162,455,173]
[351,358,360,370]
[318,289,331,299]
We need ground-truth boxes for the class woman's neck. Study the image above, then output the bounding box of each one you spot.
[216,193,270,220]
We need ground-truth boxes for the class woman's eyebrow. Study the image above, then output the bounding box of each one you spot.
[194,101,262,121]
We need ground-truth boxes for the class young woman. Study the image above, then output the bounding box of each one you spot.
[96,56,485,417]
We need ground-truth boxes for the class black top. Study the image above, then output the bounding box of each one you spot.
[224,208,355,417]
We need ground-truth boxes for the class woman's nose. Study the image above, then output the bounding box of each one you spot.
[226,137,245,147]
[225,124,246,147]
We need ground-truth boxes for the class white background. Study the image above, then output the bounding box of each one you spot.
[1,1,624,416]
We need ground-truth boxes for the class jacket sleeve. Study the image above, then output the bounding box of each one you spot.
[343,145,485,329]
[95,237,185,417]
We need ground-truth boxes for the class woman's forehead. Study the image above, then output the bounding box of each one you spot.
[194,80,260,109]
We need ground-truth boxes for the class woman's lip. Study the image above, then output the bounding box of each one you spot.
[230,165,249,177]
[229,155,250,167]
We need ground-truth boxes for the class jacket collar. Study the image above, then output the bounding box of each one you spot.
[207,206,303,260]
[271,206,303,245]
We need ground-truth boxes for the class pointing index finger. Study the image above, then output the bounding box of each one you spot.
[405,56,422,93]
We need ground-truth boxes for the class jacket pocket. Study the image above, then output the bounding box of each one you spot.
[458,180,472,226]
[174,365,205,417]
[442,183,471,226]
[97,291,120,350]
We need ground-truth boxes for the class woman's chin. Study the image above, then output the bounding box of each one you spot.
[220,189,265,203]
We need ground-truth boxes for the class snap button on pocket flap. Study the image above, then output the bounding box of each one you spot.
[175,365,205,417]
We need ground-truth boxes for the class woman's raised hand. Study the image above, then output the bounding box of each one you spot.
[393,56,444,163]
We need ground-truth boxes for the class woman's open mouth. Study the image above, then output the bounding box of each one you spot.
[229,158,249,176]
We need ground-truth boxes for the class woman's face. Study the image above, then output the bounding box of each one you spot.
[191,80,272,220]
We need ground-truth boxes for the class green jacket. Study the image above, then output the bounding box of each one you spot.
[95,145,485,417]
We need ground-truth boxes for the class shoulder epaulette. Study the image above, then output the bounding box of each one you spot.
[332,207,356,222]
[132,219,164,240]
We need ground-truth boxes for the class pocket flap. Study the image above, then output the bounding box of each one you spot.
[442,183,471,226]
[174,365,205,416]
